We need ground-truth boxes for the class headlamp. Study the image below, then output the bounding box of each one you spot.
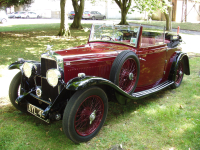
[46,69,61,87]
[22,62,37,78]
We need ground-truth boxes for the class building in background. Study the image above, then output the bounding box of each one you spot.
[152,0,200,23]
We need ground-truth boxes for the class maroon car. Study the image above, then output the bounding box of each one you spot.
[8,24,190,143]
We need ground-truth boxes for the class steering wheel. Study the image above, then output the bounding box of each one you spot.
[101,35,114,41]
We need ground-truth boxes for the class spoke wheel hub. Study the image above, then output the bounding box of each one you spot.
[89,110,96,124]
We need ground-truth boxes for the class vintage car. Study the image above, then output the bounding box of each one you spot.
[8,24,190,143]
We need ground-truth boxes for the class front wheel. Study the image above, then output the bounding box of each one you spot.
[9,72,27,112]
[62,86,108,143]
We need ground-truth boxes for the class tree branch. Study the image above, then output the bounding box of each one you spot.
[114,0,122,8]
[72,0,79,13]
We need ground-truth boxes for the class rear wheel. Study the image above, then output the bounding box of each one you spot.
[171,60,184,89]
[92,16,95,20]
[62,86,108,143]
[9,72,27,112]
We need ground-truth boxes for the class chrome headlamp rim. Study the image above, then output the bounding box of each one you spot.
[22,62,37,78]
[46,69,61,87]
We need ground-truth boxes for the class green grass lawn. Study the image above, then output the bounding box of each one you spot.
[130,20,200,31]
[0,23,200,150]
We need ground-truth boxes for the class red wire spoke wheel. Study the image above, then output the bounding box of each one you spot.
[171,60,184,89]
[110,50,140,94]
[175,62,183,85]
[62,86,108,143]
[74,95,104,136]
[119,58,137,93]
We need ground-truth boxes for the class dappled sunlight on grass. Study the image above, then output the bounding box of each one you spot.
[177,123,195,134]
[193,95,200,99]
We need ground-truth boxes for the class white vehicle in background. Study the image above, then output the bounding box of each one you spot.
[14,11,22,18]
[20,12,29,18]
[7,12,15,18]
[27,12,41,18]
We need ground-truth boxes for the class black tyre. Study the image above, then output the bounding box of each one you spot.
[92,16,95,20]
[103,16,106,20]
[62,86,108,143]
[170,60,184,89]
[9,72,27,112]
[110,51,140,94]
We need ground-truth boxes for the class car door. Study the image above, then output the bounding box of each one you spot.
[93,11,97,19]
[137,32,167,89]
[96,12,102,19]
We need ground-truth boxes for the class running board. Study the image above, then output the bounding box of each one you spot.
[132,80,174,98]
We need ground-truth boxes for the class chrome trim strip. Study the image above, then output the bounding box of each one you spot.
[64,56,117,64]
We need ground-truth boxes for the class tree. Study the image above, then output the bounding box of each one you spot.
[114,0,132,25]
[58,0,71,36]
[133,0,164,20]
[162,0,172,31]
[0,0,33,8]
[70,0,85,29]
[133,0,171,31]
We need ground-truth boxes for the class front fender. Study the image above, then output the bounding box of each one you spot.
[8,60,41,72]
[8,61,24,70]
[65,76,135,100]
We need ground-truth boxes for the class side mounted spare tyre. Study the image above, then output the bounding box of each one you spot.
[109,50,140,94]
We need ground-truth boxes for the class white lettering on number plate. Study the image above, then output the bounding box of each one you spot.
[28,104,43,118]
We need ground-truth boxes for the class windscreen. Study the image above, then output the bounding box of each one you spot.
[89,24,140,47]
[141,28,167,47]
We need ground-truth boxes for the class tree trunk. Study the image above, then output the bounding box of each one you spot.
[70,0,84,29]
[114,0,131,25]
[164,0,172,31]
[58,0,71,37]
[119,8,129,25]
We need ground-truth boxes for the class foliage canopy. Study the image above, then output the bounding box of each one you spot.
[0,0,33,7]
